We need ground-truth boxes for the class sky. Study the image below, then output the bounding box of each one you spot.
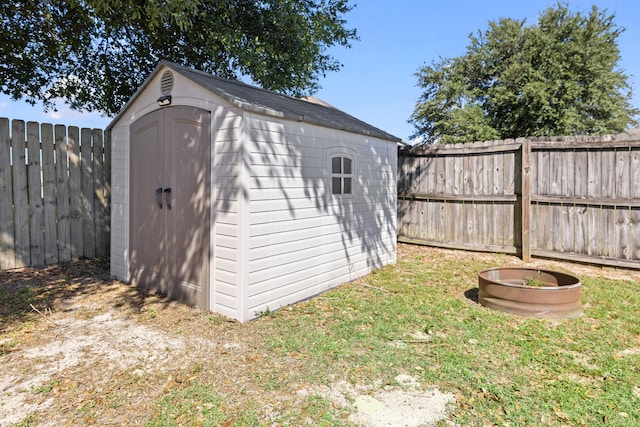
[1,0,639,142]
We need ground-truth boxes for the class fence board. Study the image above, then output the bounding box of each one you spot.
[444,156,455,242]
[473,142,484,245]
[55,125,71,262]
[530,145,538,195]
[549,149,562,195]
[536,149,550,251]
[561,147,575,253]
[548,150,563,252]
[410,159,421,239]
[419,199,427,240]
[27,122,44,266]
[537,149,550,195]
[93,129,107,257]
[81,128,96,258]
[41,124,58,265]
[492,141,504,246]
[530,148,538,249]
[397,157,407,236]
[503,148,515,246]
[12,121,29,268]
[574,149,588,254]
[615,146,630,258]
[411,197,420,239]
[406,157,416,238]
[421,158,430,240]
[462,143,473,244]
[0,118,14,270]
[68,126,83,258]
[400,154,412,236]
[434,154,445,241]
[587,149,602,256]
[519,139,531,261]
[482,141,493,247]
[631,148,640,261]
[416,157,425,240]
[602,149,617,258]
[452,153,463,243]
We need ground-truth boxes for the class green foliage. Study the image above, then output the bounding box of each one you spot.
[524,276,547,287]
[254,305,280,318]
[0,286,35,317]
[11,413,38,427]
[147,381,260,426]
[410,2,638,144]
[0,0,357,116]
[31,379,60,395]
[146,382,225,426]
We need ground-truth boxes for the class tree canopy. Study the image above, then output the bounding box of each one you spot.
[410,3,638,144]
[0,0,357,116]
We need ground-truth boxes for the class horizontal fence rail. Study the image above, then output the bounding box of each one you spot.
[0,118,111,271]
[398,133,640,270]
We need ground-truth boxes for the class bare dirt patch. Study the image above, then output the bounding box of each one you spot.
[1,310,188,426]
[301,375,454,427]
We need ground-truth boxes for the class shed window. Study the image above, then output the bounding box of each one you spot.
[331,156,353,195]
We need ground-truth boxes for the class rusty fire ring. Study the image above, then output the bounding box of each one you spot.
[477,267,582,319]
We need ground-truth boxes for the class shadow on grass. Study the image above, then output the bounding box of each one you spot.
[464,287,479,304]
[0,258,175,334]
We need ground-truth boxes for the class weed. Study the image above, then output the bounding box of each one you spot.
[0,287,35,316]
[524,276,547,287]
[146,381,256,426]
[12,413,38,427]
[0,339,16,356]
[273,394,344,425]
[254,306,275,318]
[206,314,224,325]
[31,380,59,395]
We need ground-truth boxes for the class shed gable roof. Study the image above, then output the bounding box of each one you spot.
[111,60,401,142]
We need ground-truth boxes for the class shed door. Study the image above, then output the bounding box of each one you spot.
[129,106,211,309]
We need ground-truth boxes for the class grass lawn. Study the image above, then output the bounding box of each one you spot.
[2,244,640,426]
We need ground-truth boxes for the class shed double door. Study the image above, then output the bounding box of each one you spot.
[129,106,211,309]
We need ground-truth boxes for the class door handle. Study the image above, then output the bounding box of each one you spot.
[164,187,172,209]
[155,187,163,209]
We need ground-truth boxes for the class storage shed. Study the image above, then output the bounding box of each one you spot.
[109,61,400,322]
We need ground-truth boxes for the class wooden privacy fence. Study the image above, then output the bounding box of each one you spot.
[398,134,640,269]
[0,118,110,271]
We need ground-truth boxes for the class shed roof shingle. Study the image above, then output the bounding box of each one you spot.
[110,60,401,142]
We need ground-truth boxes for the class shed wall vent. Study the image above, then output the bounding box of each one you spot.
[160,71,174,95]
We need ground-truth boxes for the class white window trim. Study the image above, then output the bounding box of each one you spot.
[327,147,356,199]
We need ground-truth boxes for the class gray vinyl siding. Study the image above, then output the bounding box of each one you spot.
[211,109,243,319]
[244,114,396,317]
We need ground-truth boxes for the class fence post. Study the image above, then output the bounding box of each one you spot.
[520,139,531,262]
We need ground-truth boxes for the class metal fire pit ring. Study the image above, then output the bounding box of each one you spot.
[477,267,582,319]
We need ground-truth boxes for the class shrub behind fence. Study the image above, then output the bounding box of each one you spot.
[0,118,110,270]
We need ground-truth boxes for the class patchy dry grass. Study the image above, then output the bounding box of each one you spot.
[1,245,640,426]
